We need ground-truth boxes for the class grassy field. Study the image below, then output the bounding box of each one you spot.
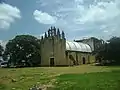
[0,65,120,90]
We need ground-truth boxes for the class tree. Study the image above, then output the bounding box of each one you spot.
[4,35,41,67]
[107,37,120,64]
[0,44,3,56]
[96,36,120,65]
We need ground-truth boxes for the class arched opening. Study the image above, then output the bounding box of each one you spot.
[50,57,55,66]
[83,57,86,64]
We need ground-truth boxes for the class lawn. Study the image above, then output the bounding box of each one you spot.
[0,65,120,90]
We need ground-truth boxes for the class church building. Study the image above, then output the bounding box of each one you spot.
[40,27,96,66]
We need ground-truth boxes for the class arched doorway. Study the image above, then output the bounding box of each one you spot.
[50,57,55,66]
[82,57,86,64]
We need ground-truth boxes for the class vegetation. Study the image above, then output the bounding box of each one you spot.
[3,35,41,67]
[0,44,3,56]
[96,36,120,65]
[0,65,120,90]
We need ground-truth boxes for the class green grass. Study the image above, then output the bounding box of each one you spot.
[55,71,120,90]
[0,65,120,90]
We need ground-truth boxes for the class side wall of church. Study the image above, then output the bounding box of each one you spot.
[66,51,95,66]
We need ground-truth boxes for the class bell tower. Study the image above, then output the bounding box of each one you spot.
[40,26,67,66]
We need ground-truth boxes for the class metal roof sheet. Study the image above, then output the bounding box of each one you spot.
[66,41,92,52]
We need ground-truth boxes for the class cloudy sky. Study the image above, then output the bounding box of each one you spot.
[0,0,120,45]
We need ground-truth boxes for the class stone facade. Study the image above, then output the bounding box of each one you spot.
[40,27,95,66]
[66,51,95,66]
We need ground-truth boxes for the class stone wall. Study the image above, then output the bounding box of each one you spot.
[40,27,66,66]
[66,51,95,66]
[40,37,53,66]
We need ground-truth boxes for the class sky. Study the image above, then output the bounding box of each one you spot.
[0,0,120,46]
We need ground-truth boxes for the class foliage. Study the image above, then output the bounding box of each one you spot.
[4,35,41,67]
[96,36,120,65]
[0,44,4,56]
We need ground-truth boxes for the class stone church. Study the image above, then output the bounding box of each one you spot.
[40,27,102,66]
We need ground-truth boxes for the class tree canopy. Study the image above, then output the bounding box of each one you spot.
[0,44,3,56]
[4,35,41,67]
[96,36,120,65]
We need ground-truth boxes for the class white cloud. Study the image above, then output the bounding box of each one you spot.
[0,3,21,30]
[76,1,120,24]
[103,30,109,33]
[33,10,57,24]
[36,0,120,40]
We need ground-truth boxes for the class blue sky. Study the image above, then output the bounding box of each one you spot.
[0,0,120,45]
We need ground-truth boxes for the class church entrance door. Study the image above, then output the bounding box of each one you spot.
[50,57,55,66]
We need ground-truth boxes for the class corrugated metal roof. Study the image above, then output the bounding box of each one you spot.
[66,41,92,52]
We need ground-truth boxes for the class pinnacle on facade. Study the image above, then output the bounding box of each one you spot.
[45,32,47,38]
[51,26,53,30]
[41,36,43,40]
[48,29,51,37]
[57,28,61,38]
[53,26,56,36]
[62,31,65,39]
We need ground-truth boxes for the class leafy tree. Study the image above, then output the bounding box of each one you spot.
[107,37,120,64]
[96,36,120,65]
[95,43,109,63]
[4,35,41,67]
[0,44,4,56]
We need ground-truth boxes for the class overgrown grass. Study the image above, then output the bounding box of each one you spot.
[0,65,120,90]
